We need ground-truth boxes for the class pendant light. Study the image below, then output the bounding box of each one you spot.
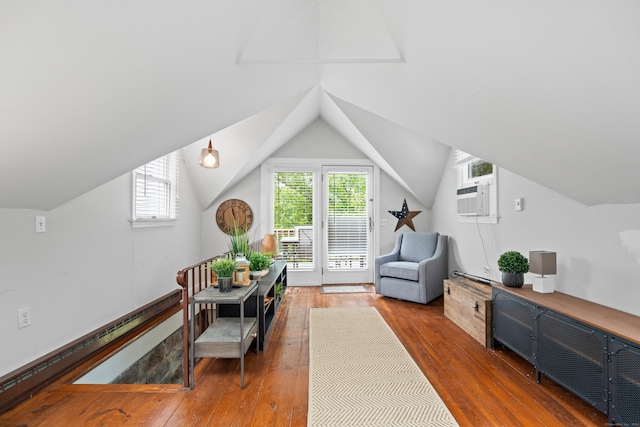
[199,139,219,169]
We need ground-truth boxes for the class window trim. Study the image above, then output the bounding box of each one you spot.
[130,151,179,228]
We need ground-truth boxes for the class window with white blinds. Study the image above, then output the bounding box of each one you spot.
[131,151,179,223]
[273,172,313,228]
[273,171,314,269]
[326,171,368,269]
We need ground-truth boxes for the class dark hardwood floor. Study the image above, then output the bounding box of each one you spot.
[0,285,607,426]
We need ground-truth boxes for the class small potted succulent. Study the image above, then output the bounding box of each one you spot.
[497,250,529,288]
[208,258,237,292]
[248,252,271,279]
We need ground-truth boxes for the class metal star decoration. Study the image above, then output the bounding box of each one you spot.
[388,199,421,231]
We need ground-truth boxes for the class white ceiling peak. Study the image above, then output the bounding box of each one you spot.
[326,93,451,209]
[238,0,403,64]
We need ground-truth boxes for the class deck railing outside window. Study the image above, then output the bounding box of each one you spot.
[273,227,367,270]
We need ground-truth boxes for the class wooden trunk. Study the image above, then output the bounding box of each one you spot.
[443,278,493,347]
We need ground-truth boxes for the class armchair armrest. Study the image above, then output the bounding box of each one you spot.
[418,235,448,300]
[375,234,403,292]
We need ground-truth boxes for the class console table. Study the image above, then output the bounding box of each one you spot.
[189,281,259,389]
[492,284,640,425]
[218,260,287,351]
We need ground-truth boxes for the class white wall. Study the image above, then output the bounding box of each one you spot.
[378,171,432,255]
[0,160,202,377]
[202,167,264,259]
[432,151,640,317]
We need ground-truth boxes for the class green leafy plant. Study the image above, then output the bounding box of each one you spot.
[275,282,284,300]
[497,251,529,274]
[248,252,271,271]
[228,222,254,258]
[208,258,237,278]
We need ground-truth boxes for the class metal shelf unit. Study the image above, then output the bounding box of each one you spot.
[189,281,259,389]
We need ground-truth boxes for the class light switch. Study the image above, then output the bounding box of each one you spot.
[35,216,46,232]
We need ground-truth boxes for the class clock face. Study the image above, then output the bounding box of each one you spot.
[216,199,253,234]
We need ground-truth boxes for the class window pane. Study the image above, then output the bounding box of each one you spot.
[327,172,368,269]
[273,172,313,270]
[469,160,493,179]
[133,152,178,220]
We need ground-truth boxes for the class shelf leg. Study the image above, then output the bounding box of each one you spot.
[240,301,245,389]
[189,299,195,389]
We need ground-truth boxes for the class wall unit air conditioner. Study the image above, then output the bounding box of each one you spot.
[457,184,489,216]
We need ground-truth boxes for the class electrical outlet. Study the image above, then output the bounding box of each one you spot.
[483,265,491,275]
[18,307,31,328]
[380,218,387,226]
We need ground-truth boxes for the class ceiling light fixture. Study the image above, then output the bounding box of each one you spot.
[199,139,219,169]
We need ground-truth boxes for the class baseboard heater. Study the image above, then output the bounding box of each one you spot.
[0,290,181,414]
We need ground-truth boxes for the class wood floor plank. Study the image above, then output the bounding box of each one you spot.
[0,285,609,427]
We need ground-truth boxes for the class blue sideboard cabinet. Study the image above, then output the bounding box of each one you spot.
[492,283,640,425]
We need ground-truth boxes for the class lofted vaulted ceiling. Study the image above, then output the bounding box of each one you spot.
[2,0,639,211]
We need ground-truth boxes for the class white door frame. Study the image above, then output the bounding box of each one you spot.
[321,165,374,284]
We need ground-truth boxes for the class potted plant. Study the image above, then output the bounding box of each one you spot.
[497,250,529,288]
[248,252,271,279]
[274,282,284,302]
[208,258,237,292]
[228,223,251,258]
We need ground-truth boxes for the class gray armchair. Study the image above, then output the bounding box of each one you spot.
[375,232,448,304]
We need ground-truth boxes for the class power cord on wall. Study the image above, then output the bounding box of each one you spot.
[476,214,493,277]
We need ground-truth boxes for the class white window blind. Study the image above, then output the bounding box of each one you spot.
[327,171,368,269]
[132,151,179,222]
[273,171,314,269]
[453,149,475,167]
[273,172,313,228]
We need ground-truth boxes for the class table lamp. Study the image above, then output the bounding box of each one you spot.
[530,251,556,293]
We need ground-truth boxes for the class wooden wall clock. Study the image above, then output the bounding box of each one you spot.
[216,199,253,234]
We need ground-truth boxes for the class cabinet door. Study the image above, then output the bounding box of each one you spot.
[492,289,536,364]
[609,338,640,426]
[537,311,608,413]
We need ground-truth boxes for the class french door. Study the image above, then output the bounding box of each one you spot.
[322,166,373,284]
[265,162,374,286]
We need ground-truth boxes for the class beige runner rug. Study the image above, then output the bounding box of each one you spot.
[308,307,459,427]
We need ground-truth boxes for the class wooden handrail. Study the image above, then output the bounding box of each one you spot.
[176,255,218,389]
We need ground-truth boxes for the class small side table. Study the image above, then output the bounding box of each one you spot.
[189,281,259,389]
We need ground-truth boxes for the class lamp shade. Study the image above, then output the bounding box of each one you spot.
[529,251,556,276]
[199,140,219,168]
[262,234,277,255]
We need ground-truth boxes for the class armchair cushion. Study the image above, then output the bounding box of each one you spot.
[399,232,438,262]
[379,261,419,281]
